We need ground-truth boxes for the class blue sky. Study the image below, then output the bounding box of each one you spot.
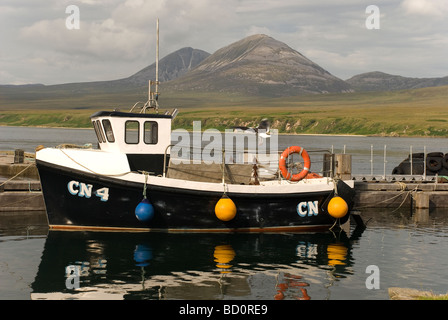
[1,0,447,85]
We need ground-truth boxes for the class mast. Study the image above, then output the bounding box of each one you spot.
[156,18,159,97]
[144,19,159,113]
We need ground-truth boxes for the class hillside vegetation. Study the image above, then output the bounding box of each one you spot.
[1,85,448,137]
[1,34,447,136]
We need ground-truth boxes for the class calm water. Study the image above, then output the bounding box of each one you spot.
[2,125,448,175]
[1,126,448,300]
[1,209,448,300]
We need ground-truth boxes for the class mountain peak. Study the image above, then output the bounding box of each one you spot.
[196,34,313,72]
[167,34,352,96]
[122,47,210,87]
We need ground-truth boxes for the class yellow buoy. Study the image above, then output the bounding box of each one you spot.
[327,243,348,266]
[214,244,236,273]
[215,194,237,221]
[327,196,348,219]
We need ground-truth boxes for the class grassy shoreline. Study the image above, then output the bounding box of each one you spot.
[2,107,448,138]
[2,85,448,137]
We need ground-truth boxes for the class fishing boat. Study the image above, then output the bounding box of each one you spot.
[35,21,355,233]
[35,106,355,233]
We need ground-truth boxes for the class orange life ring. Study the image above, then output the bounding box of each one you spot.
[279,146,311,181]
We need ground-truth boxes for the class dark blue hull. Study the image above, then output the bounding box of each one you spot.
[36,160,354,232]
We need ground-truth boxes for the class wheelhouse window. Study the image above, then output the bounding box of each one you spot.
[102,119,115,143]
[125,121,139,144]
[93,120,106,143]
[144,121,158,144]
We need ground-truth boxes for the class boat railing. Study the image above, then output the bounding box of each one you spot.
[307,149,334,178]
[162,144,336,181]
[129,101,146,113]
[163,144,174,178]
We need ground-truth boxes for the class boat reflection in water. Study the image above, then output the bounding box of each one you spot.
[31,227,364,300]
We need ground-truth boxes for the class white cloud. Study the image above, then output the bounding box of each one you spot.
[1,0,448,84]
[19,15,149,61]
[245,26,272,37]
[401,0,448,18]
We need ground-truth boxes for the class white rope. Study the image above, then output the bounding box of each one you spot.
[59,149,132,177]
[0,163,34,188]
[142,172,149,199]
[355,183,419,211]
[0,193,42,208]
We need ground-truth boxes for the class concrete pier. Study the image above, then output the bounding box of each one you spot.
[2,150,448,213]
[0,177,44,212]
[0,151,45,212]
[0,189,45,212]
[0,151,39,180]
[353,180,448,209]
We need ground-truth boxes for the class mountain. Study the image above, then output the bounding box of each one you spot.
[0,47,210,93]
[72,46,210,90]
[6,34,448,105]
[1,36,352,101]
[0,47,210,108]
[120,47,210,87]
[346,71,448,92]
[164,34,353,96]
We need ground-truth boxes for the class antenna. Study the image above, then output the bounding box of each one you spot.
[156,18,159,96]
[144,18,160,113]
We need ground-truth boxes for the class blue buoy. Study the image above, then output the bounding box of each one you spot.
[135,198,155,222]
[134,244,153,267]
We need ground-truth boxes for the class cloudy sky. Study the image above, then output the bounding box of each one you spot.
[1,0,447,85]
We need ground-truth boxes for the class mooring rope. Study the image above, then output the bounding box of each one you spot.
[59,149,132,177]
[0,163,34,188]
[356,191,407,209]
[329,218,340,231]
[0,160,43,209]
[142,171,149,199]
[0,193,43,208]
[355,182,420,211]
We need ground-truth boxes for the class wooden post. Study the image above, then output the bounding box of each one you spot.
[413,209,430,224]
[413,192,429,209]
[335,154,351,180]
[14,149,24,164]
[323,153,334,177]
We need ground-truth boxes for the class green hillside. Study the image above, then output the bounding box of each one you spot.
[1,85,448,137]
